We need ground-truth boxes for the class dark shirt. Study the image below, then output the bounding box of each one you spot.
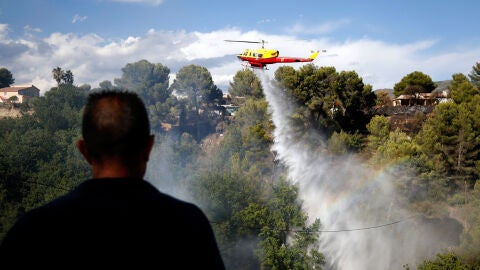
[0,178,225,269]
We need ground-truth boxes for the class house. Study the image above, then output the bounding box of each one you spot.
[0,84,40,103]
[392,91,451,107]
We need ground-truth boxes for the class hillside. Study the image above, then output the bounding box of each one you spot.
[0,107,22,118]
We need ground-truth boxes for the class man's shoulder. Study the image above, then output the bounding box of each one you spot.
[148,187,207,221]
[8,178,210,231]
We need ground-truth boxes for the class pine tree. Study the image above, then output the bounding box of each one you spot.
[0,68,15,88]
[468,62,480,89]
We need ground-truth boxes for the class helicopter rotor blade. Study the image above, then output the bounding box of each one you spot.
[224,39,267,48]
[224,40,263,44]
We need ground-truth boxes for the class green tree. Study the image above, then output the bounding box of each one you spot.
[228,97,274,180]
[375,90,393,107]
[169,64,223,140]
[274,64,375,137]
[417,252,475,270]
[114,59,171,106]
[393,71,436,97]
[0,67,15,88]
[0,122,89,241]
[113,60,172,132]
[195,96,274,182]
[99,80,113,90]
[449,73,480,104]
[274,66,299,93]
[334,71,376,133]
[228,69,264,99]
[32,84,87,131]
[170,64,223,106]
[62,70,74,85]
[468,62,480,89]
[0,84,90,242]
[52,67,74,86]
[373,129,418,165]
[415,102,480,185]
[78,84,91,92]
[193,171,264,270]
[191,88,325,269]
[458,181,480,265]
[52,67,64,86]
[327,130,363,155]
[256,179,325,270]
[366,115,391,152]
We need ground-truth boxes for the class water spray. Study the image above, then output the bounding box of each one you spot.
[257,70,460,269]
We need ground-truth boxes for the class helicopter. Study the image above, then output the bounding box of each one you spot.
[225,39,324,69]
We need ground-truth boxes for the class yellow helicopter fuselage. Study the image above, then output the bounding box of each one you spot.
[238,48,279,59]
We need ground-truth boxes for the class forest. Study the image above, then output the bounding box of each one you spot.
[0,60,480,269]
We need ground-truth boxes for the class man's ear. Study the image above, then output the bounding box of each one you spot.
[77,139,93,165]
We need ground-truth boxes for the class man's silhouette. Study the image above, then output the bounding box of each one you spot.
[0,90,225,269]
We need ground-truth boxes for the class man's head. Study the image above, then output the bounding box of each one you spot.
[77,90,154,177]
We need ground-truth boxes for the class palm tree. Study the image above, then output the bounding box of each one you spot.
[52,67,64,86]
[62,70,74,85]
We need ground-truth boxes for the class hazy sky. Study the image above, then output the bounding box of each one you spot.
[1,0,479,93]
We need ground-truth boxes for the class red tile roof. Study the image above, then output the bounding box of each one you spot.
[0,85,38,93]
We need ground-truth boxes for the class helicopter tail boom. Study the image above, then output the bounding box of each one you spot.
[308,50,320,60]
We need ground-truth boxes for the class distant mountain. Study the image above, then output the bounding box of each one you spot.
[373,88,394,98]
[433,80,452,93]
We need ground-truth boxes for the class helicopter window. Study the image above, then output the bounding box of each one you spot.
[258,54,263,57]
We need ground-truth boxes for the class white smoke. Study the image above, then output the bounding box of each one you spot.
[146,136,194,203]
[258,71,460,269]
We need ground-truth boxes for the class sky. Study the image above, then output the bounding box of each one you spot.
[1,0,479,94]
